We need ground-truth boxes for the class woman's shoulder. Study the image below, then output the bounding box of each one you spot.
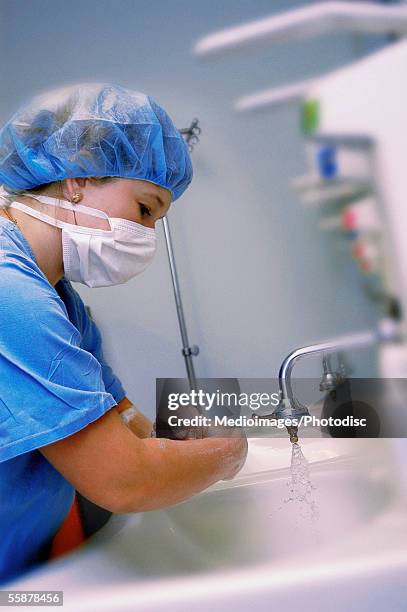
[0,221,38,266]
[0,226,56,304]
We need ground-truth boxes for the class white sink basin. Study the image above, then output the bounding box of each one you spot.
[8,438,407,611]
[110,459,393,575]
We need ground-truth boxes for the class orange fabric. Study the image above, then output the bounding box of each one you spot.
[49,496,86,560]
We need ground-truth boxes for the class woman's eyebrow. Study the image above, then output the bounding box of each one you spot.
[152,193,166,208]
[140,192,167,208]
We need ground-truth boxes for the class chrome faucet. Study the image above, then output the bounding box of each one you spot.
[273,319,401,443]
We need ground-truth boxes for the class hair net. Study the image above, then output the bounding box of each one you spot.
[0,83,193,201]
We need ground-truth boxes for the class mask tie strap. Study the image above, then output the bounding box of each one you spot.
[8,200,114,235]
[27,195,111,222]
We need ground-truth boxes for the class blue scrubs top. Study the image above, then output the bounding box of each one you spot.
[0,217,127,584]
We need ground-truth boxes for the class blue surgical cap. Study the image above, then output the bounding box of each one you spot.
[0,83,193,201]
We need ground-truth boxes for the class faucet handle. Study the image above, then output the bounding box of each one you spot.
[320,354,337,391]
[335,351,352,381]
[320,371,336,392]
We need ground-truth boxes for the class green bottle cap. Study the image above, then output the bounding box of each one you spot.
[301,99,320,134]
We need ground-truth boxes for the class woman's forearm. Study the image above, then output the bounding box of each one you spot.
[40,409,247,516]
[117,435,248,513]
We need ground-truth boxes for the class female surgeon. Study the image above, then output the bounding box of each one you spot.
[0,83,247,583]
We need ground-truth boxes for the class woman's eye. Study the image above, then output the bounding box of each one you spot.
[139,204,152,217]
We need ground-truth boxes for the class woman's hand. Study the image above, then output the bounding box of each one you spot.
[154,403,248,480]
[154,403,210,440]
[222,434,248,480]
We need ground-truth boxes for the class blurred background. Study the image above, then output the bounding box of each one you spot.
[0,0,394,417]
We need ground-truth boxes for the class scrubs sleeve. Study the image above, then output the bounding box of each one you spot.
[66,285,127,404]
[0,258,118,462]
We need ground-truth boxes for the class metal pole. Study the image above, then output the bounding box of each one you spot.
[162,215,199,391]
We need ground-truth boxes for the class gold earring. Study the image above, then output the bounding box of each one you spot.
[71,193,83,204]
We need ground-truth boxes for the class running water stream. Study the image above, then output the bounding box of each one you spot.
[285,442,319,521]
[267,439,321,549]
[279,441,322,547]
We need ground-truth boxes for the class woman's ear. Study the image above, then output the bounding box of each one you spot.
[65,177,87,201]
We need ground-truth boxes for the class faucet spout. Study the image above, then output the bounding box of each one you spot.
[287,426,299,444]
[272,396,309,443]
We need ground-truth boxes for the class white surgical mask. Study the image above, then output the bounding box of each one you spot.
[9,195,157,287]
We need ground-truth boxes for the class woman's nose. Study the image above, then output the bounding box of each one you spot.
[139,219,155,230]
